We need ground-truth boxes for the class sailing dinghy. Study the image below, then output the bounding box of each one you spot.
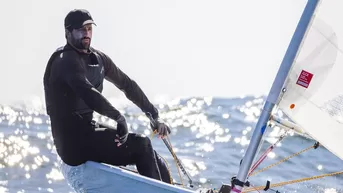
[61,0,343,192]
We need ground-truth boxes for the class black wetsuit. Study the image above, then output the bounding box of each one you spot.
[43,43,170,183]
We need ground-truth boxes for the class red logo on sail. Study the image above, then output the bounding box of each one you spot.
[296,70,313,88]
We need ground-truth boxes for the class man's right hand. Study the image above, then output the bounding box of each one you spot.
[150,118,171,138]
[114,115,129,147]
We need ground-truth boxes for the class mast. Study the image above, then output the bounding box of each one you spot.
[230,0,321,192]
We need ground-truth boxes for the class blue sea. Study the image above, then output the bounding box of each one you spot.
[0,96,342,193]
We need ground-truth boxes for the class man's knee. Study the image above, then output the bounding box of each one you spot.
[130,134,153,152]
[140,135,152,147]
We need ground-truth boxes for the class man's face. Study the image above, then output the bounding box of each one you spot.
[68,24,93,50]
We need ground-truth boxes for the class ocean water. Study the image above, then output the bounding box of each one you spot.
[0,96,342,193]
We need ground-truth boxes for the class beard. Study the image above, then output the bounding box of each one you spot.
[71,37,91,50]
[69,30,91,50]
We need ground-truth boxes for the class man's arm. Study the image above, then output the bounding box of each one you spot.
[60,54,124,122]
[101,53,159,119]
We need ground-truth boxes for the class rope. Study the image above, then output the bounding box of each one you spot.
[242,171,343,192]
[150,130,185,186]
[159,153,174,184]
[166,135,185,187]
[248,131,288,176]
[249,144,316,177]
[241,142,343,192]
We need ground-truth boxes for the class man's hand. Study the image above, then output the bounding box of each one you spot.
[114,115,129,147]
[150,118,171,138]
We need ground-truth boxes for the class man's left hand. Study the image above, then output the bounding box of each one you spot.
[150,118,171,138]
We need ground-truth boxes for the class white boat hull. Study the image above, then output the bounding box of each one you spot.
[60,160,197,193]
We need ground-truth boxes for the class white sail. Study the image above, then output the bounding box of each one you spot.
[277,0,343,160]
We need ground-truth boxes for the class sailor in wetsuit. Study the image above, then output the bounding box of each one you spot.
[43,9,171,184]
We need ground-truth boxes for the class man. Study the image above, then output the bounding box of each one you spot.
[43,8,172,186]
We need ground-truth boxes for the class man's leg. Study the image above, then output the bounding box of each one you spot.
[155,151,173,184]
[87,128,163,181]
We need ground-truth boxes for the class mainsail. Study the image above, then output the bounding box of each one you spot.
[277,0,343,160]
